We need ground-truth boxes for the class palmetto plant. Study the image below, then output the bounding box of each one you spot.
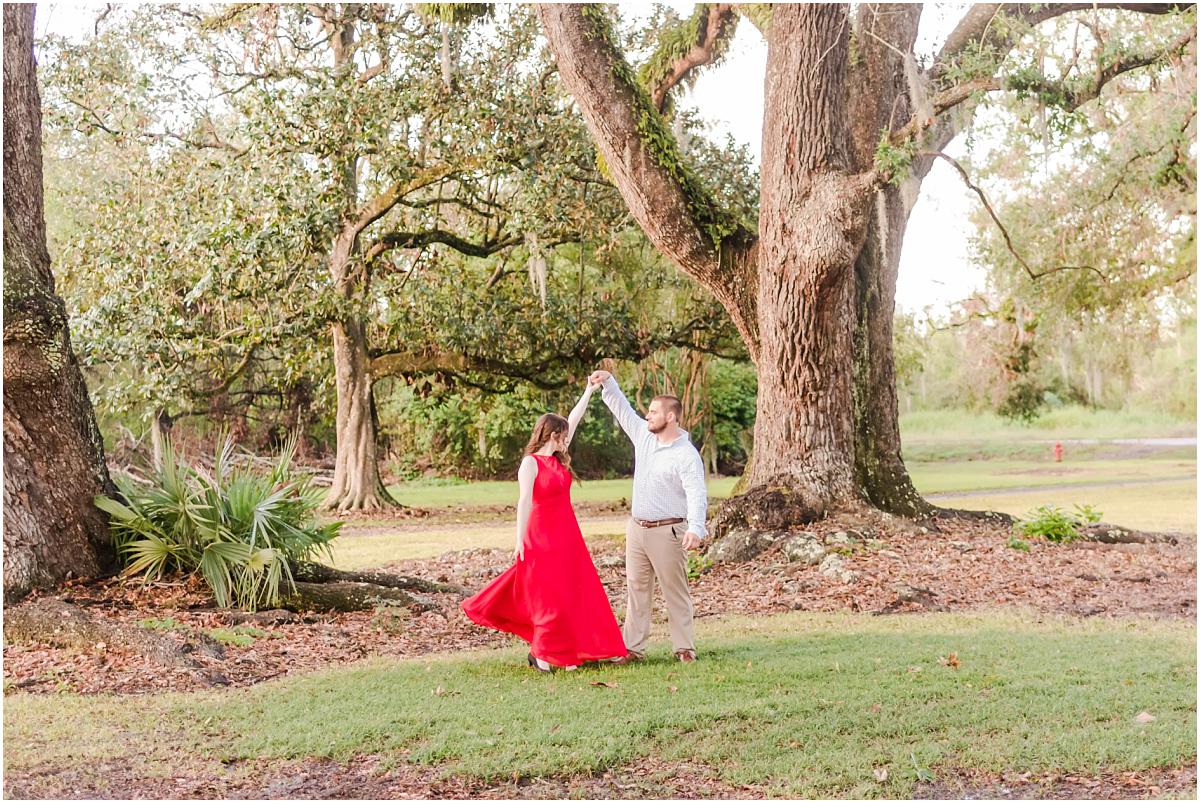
[95,436,339,610]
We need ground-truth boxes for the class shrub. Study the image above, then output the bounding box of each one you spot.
[95,436,340,611]
[1006,535,1032,552]
[1014,504,1102,544]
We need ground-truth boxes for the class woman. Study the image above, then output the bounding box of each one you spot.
[461,383,627,672]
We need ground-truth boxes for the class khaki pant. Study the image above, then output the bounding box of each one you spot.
[622,518,694,656]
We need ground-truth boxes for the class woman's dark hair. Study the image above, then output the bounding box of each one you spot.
[523,413,576,479]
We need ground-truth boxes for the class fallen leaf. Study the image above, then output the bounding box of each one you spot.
[668,685,678,693]
[873,767,888,782]
[1134,711,1156,724]
[869,703,882,714]
[938,652,960,669]
[589,681,617,688]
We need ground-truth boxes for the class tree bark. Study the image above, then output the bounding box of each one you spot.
[320,14,398,513]
[3,4,116,602]
[847,5,934,517]
[291,560,467,595]
[743,4,873,518]
[324,315,398,511]
[277,581,438,613]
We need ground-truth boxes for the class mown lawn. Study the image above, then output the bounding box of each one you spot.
[6,612,1194,799]
[385,458,1193,510]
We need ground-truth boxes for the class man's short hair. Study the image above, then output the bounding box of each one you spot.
[652,394,683,423]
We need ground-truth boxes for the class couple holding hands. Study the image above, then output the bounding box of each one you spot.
[462,370,709,672]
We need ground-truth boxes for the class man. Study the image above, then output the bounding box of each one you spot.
[588,369,708,664]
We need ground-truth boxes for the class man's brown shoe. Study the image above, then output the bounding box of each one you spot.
[675,649,697,663]
[609,652,644,666]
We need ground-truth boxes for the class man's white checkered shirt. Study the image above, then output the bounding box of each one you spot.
[600,378,709,539]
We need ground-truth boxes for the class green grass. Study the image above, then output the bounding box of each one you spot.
[383,476,740,509]
[909,458,1195,495]
[327,520,628,570]
[933,480,1197,534]
[382,459,1194,511]
[900,407,1195,442]
[7,612,1192,799]
[326,456,1195,569]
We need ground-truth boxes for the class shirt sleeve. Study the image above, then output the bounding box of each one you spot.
[600,377,648,442]
[679,447,709,539]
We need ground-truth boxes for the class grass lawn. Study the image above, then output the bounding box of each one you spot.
[385,458,1192,510]
[899,408,1196,443]
[328,519,627,571]
[931,479,1197,534]
[5,612,1193,799]
[384,476,740,509]
[908,458,1196,495]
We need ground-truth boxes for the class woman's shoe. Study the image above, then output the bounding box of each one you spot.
[527,652,553,673]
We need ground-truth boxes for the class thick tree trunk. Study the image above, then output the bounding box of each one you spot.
[3,5,116,602]
[845,5,932,518]
[853,186,934,517]
[324,316,398,511]
[734,5,871,518]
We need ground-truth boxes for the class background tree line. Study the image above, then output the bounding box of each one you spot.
[38,2,1196,492]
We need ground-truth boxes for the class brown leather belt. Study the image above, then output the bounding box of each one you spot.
[634,517,685,529]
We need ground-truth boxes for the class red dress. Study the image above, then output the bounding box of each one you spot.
[461,454,627,666]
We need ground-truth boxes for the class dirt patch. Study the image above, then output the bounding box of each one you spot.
[918,762,1197,799]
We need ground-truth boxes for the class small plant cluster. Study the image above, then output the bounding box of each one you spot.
[687,552,713,580]
[1011,503,1102,547]
[97,437,340,611]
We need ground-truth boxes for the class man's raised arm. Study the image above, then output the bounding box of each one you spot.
[588,370,647,441]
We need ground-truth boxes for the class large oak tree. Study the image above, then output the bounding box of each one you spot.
[538,2,1194,548]
[3,3,115,600]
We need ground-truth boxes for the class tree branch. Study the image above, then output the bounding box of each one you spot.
[933,3,1192,83]
[928,151,1109,283]
[642,4,738,113]
[363,230,523,263]
[537,4,759,354]
[894,24,1195,145]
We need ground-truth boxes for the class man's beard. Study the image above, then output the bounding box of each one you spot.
[647,420,666,434]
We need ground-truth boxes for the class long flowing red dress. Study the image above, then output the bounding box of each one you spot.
[461,454,627,667]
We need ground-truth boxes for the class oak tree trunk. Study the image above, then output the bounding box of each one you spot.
[320,18,398,513]
[325,316,397,511]
[734,5,872,520]
[3,4,116,602]
[852,187,933,517]
[842,3,933,518]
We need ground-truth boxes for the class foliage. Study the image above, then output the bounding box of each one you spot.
[687,551,713,580]
[95,436,339,610]
[948,9,1197,420]
[636,4,738,113]
[41,4,755,469]
[875,131,918,185]
[1005,534,1032,551]
[1014,503,1103,543]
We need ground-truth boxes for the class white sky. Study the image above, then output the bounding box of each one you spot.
[37,1,988,315]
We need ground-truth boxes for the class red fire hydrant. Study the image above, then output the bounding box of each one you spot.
[1054,441,1063,462]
